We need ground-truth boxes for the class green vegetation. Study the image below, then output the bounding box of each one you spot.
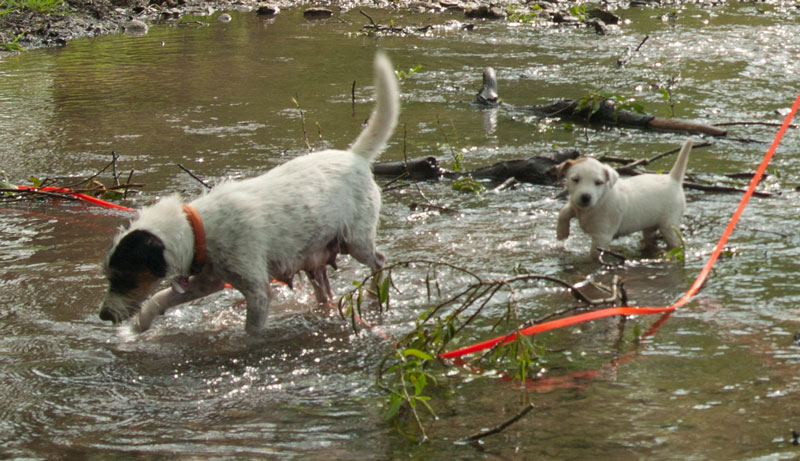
[395,64,422,82]
[507,4,542,24]
[450,176,485,194]
[0,0,65,17]
[574,90,645,122]
[339,260,636,442]
[0,32,23,51]
[569,3,588,21]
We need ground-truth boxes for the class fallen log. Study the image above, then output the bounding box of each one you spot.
[476,67,727,137]
[372,149,579,185]
[371,156,443,180]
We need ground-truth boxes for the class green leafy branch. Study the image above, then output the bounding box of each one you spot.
[338,260,631,441]
[395,64,422,82]
[574,90,645,123]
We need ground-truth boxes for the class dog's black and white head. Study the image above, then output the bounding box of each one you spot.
[558,157,619,210]
[99,229,168,324]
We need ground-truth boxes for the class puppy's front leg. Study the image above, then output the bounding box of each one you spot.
[557,205,575,240]
[590,234,613,262]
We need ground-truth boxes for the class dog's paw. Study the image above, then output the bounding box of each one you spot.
[130,315,152,334]
[556,222,570,240]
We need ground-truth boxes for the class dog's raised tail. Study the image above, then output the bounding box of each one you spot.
[349,50,400,162]
[669,137,693,184]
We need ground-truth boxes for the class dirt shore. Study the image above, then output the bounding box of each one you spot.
[0,0,620,54]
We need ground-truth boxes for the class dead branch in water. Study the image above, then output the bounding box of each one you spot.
[1,152,142,204]
[714,120,800,129]
[177,163,212,189]
[463,403,536,442]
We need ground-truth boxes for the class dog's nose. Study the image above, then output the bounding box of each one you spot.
[579,194,592,206]
[99,308,115,322]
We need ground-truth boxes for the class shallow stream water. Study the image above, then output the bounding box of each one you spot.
[2,3,800,458]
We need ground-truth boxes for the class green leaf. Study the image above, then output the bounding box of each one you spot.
[403,348,434,361]
[451,176,485,194]
[379,275,390,304]
[385,395,403,420]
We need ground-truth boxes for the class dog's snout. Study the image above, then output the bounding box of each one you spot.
[99,308,116,323]
[579,193,592,207]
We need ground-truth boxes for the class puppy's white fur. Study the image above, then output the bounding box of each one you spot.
[557,138,693,259]
[100,51,399,334]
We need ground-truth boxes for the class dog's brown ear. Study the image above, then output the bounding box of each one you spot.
[556,159,576,180]
[603,166,620,188]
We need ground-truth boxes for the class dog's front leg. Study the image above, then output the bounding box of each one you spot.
[557,206,575,240]
[134,274,226,333]
[237,284,270,334]
[590,234,613,262]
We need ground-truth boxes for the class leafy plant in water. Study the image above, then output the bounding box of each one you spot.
[575,90,645,123]
[657,75,679,117]
[339,260,632,442]
[570,3,588,21]
[435,115,466,172]
[395,64,422,82]
[451,176,485,194]
[665,225,686,262]
[507,4,542,24]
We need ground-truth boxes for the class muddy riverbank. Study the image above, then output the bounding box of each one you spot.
[1,0,628,54]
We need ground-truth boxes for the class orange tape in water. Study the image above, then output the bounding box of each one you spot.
[14,185,135,212]
[439,90,800,360]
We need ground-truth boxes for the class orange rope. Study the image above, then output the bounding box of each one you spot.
[13,185,135,212]
[440,91,800,359]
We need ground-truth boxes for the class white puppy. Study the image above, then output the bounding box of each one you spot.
[556,138,693,259]
[99,51,399,334]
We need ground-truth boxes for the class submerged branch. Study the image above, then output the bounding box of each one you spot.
[463,403,535,441]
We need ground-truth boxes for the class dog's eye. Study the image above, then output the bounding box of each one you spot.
[595,179,604,186]
[571,177,580,183]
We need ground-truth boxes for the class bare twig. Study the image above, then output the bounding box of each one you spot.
[611,141,711,175]
[177,164,212,189]
[463,403,535,441]
[714,120,800,129]
[61,151,120,189]
[683,180,773,198]
[123,170,134,199]
[617,35,649,68]
[351,80,357,117]
[359,9,376,25]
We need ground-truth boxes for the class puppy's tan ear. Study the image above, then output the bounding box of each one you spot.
[604,166,619,188]
[556,159,576,180]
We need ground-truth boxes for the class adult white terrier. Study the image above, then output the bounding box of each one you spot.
[99,51,399,334]
[557,138,693,260]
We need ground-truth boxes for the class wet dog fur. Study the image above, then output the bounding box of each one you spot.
[556,138,693,260]
[99,51,399,334]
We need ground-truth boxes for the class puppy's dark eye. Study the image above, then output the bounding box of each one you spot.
[571,177,580,183]
[595,180,604,186]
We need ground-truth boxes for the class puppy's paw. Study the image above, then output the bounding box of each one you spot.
[556,222,570,240]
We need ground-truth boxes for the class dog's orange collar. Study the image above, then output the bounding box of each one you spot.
[182,204,206,273]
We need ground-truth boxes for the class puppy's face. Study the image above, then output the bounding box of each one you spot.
[99,230,167,324]
[559,158,618,210]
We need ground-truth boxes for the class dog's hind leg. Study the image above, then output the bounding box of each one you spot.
[659,223,683,249]
[133,273,226,333]
[350,245,386,275]
[305,267,333,305]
